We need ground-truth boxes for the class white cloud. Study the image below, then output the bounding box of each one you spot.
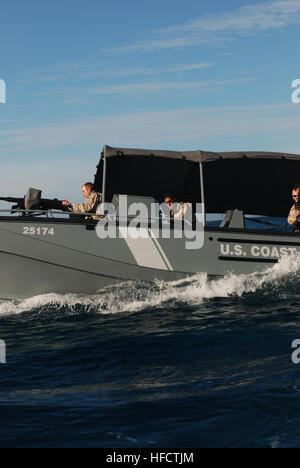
[16,62,82,85]
[80,62,214,79]
[107,0,300,53]
[17,74,64,84]
[0,103,298,154]
[159,0,300,34]
[0,103,299,198]
[86,78,254,96]
[18,62,214,86]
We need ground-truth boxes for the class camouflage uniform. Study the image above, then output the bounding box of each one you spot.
[72,191,102,214]
[288,204,300,232]
[288,204,297,225]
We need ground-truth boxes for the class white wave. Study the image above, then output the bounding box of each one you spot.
[0,254,300,316]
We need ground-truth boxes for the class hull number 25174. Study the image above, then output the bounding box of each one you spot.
[23,227,55,236]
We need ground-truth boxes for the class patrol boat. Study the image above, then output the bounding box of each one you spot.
[0,145,300,299]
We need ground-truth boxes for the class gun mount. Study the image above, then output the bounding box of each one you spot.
[0,188,63,215]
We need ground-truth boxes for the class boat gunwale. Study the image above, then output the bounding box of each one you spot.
[0,215,298,239]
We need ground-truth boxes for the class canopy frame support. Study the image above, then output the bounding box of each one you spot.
[199,161,206,227]
[101,157,107,214]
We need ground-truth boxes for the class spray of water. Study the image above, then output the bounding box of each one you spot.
[0,254,299,317]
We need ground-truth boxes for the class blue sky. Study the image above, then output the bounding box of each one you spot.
[0,0,299,200]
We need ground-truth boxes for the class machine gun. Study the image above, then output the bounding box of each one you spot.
[0,188,63,215]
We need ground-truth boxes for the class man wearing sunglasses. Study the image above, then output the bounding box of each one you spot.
[288,185,300,231]
[163,195,190,219]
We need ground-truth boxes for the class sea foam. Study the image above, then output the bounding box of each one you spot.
[0,254,300,317]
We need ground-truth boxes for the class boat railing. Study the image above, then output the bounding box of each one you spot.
[0,208,198,227]
[0,208,89,218]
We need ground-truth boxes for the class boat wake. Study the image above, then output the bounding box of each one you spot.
[0,254,300,317]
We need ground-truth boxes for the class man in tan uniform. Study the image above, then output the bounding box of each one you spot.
[288,185,300,230]
[62,182,102,214]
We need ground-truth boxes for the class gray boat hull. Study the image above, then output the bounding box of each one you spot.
[0,218,298,299]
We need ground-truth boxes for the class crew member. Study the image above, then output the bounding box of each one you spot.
[288,185,300,232]
[163,194,191,219]
[62,183,102,215]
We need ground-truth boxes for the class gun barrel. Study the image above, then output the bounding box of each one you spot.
[0,197,24,203]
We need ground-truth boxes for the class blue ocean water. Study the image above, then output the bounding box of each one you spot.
[0,242,300,447]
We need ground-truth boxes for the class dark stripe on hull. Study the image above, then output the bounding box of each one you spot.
[218,256,278,264]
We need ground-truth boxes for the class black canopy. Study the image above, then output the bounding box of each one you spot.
[94,145,300,217]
